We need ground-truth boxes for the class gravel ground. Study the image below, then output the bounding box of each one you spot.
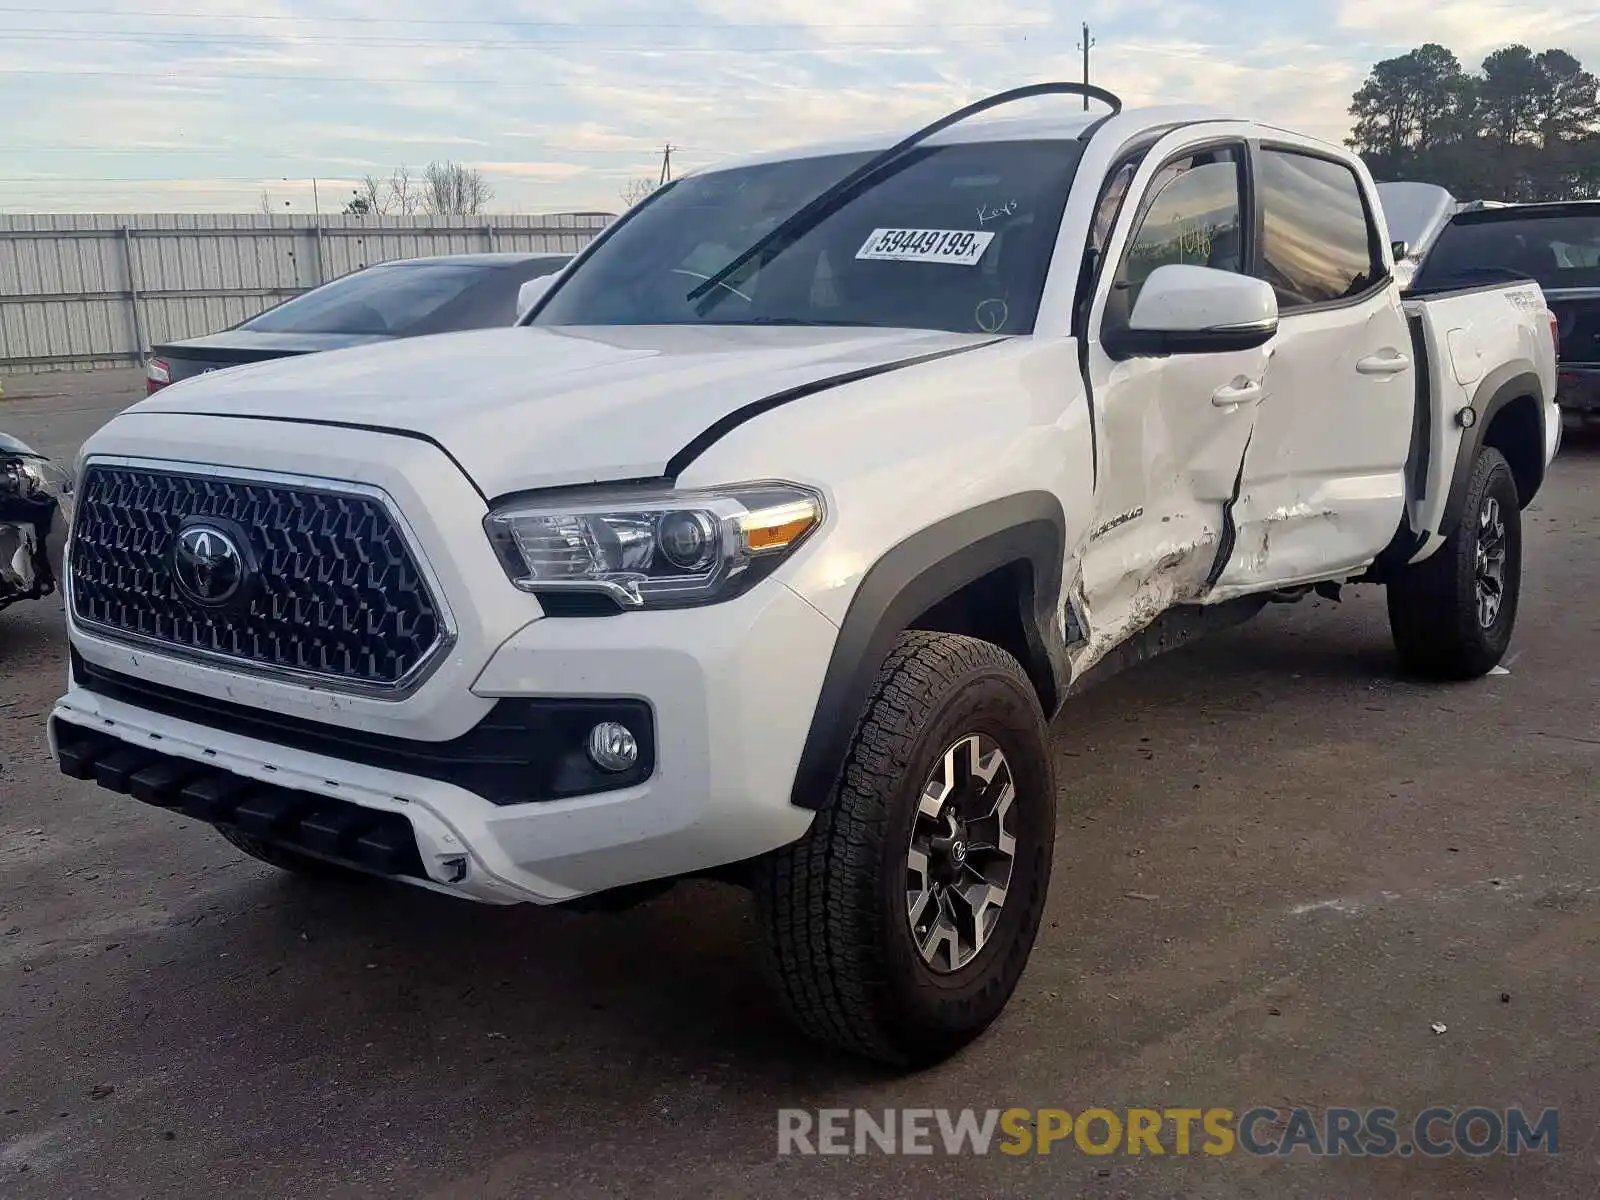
[1,375,1597,1198]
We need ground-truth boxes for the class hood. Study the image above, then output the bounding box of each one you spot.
[154,330,393,360]
[1376,182,1457,257]
[128,324,998,495]
[0,431,44,458]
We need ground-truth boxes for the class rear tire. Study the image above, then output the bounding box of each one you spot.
[217,826,369,883]
[755,631,1056,1067]
[1387,446,1522,679]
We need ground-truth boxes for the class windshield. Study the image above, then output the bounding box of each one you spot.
[240,262,525,336]
[533,140,1084,335]
[1417,211,1600,289]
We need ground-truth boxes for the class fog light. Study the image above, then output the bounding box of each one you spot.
[587,721,639,773]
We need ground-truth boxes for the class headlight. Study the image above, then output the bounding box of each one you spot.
[1,459,45,499]
[1,456,73,503]
[483,482,824,610]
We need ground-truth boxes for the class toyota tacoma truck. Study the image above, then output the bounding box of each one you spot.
[50,84,1560,1066]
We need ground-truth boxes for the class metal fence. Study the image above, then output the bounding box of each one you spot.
[0,212,613,374]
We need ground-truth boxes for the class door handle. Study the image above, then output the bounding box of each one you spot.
[1357,351,1411,376]
[1211,379,1263,407]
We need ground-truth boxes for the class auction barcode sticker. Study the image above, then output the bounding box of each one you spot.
[856,228,995,266]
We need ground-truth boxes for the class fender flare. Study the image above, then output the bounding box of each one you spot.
[1440,366,1545,534]
[788,492,1068,811]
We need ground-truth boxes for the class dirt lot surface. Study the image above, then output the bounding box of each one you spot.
[2,375,1597,1198]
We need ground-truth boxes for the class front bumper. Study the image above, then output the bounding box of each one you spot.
[53,578,836,904]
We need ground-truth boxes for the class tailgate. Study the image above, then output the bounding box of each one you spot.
[1546,291,1600,365]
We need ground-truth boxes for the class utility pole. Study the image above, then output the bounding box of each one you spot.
[312,177,321,216]
[659,143,675,186]
[1079,23,1095,109]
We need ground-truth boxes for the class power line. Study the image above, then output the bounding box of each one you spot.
[0,159,723,181]
[0,66,993,87]
[0,5,1056,28]
[0,38,1353,90]
[0,68,815,87]
[0,29,1039,50]
[0,161,727,185]
[0,145,724,157]
[0,39,1285,90]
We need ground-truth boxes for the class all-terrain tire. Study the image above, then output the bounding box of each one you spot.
[1387,446,1522,680]
[217,826,369,883]
[754,631,1056,1067]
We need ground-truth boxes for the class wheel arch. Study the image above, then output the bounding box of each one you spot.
[1441,367,1547,534]
[787,492,1069,811]
[1481,394,1546,508]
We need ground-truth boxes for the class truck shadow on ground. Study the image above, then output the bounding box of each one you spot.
[107,863,903,1096]
[0,599,63,664]
[1557,423,1600,457]
[88,603,1419,1108]
[20,574,1566,1200]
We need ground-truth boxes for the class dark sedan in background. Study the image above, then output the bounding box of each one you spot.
[145,251,572,394]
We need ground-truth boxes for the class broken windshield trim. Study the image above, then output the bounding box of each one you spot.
[688,151,934,318]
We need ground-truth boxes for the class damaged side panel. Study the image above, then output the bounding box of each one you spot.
[1210,495,1344,598]
[1068,527,1220,678]
[1210,297,1417,596]
[1070,344,1266,678]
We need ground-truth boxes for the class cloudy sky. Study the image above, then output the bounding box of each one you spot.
[3,0,1599,215]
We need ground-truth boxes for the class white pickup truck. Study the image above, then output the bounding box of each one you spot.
[52,85,1560,1066]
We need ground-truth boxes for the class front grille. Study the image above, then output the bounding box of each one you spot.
[69,464,445,691]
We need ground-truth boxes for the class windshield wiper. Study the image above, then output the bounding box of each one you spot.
[685,81,1123,313]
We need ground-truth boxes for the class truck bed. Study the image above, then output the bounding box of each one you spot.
[1405,200,1600,416]
[1398,278,1559,560]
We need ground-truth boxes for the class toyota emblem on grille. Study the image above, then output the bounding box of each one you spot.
[172,522,246,606]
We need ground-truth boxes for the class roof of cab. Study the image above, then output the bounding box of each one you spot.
[692,104,1248,175]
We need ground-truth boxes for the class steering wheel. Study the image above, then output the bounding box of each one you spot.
[672,268,754,305]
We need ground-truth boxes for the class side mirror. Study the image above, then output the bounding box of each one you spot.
[1117,264,1279,357]
[514,273,559,322]
[1391,240,1410,262]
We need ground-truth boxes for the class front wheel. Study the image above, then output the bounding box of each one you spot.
[1387,446,1522,679]
[755,631,1056,1066]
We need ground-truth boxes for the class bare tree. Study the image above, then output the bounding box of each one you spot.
[389,165,420,216]
[356,173,391,216]
[258,189,274,215]
[620,176,657,208]
[421,160,494,216]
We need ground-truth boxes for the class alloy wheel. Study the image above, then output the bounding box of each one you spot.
[905,733,1019,973]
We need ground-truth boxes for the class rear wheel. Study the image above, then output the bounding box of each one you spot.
[755,631,1056,1066]
[1387,446,1522,679]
